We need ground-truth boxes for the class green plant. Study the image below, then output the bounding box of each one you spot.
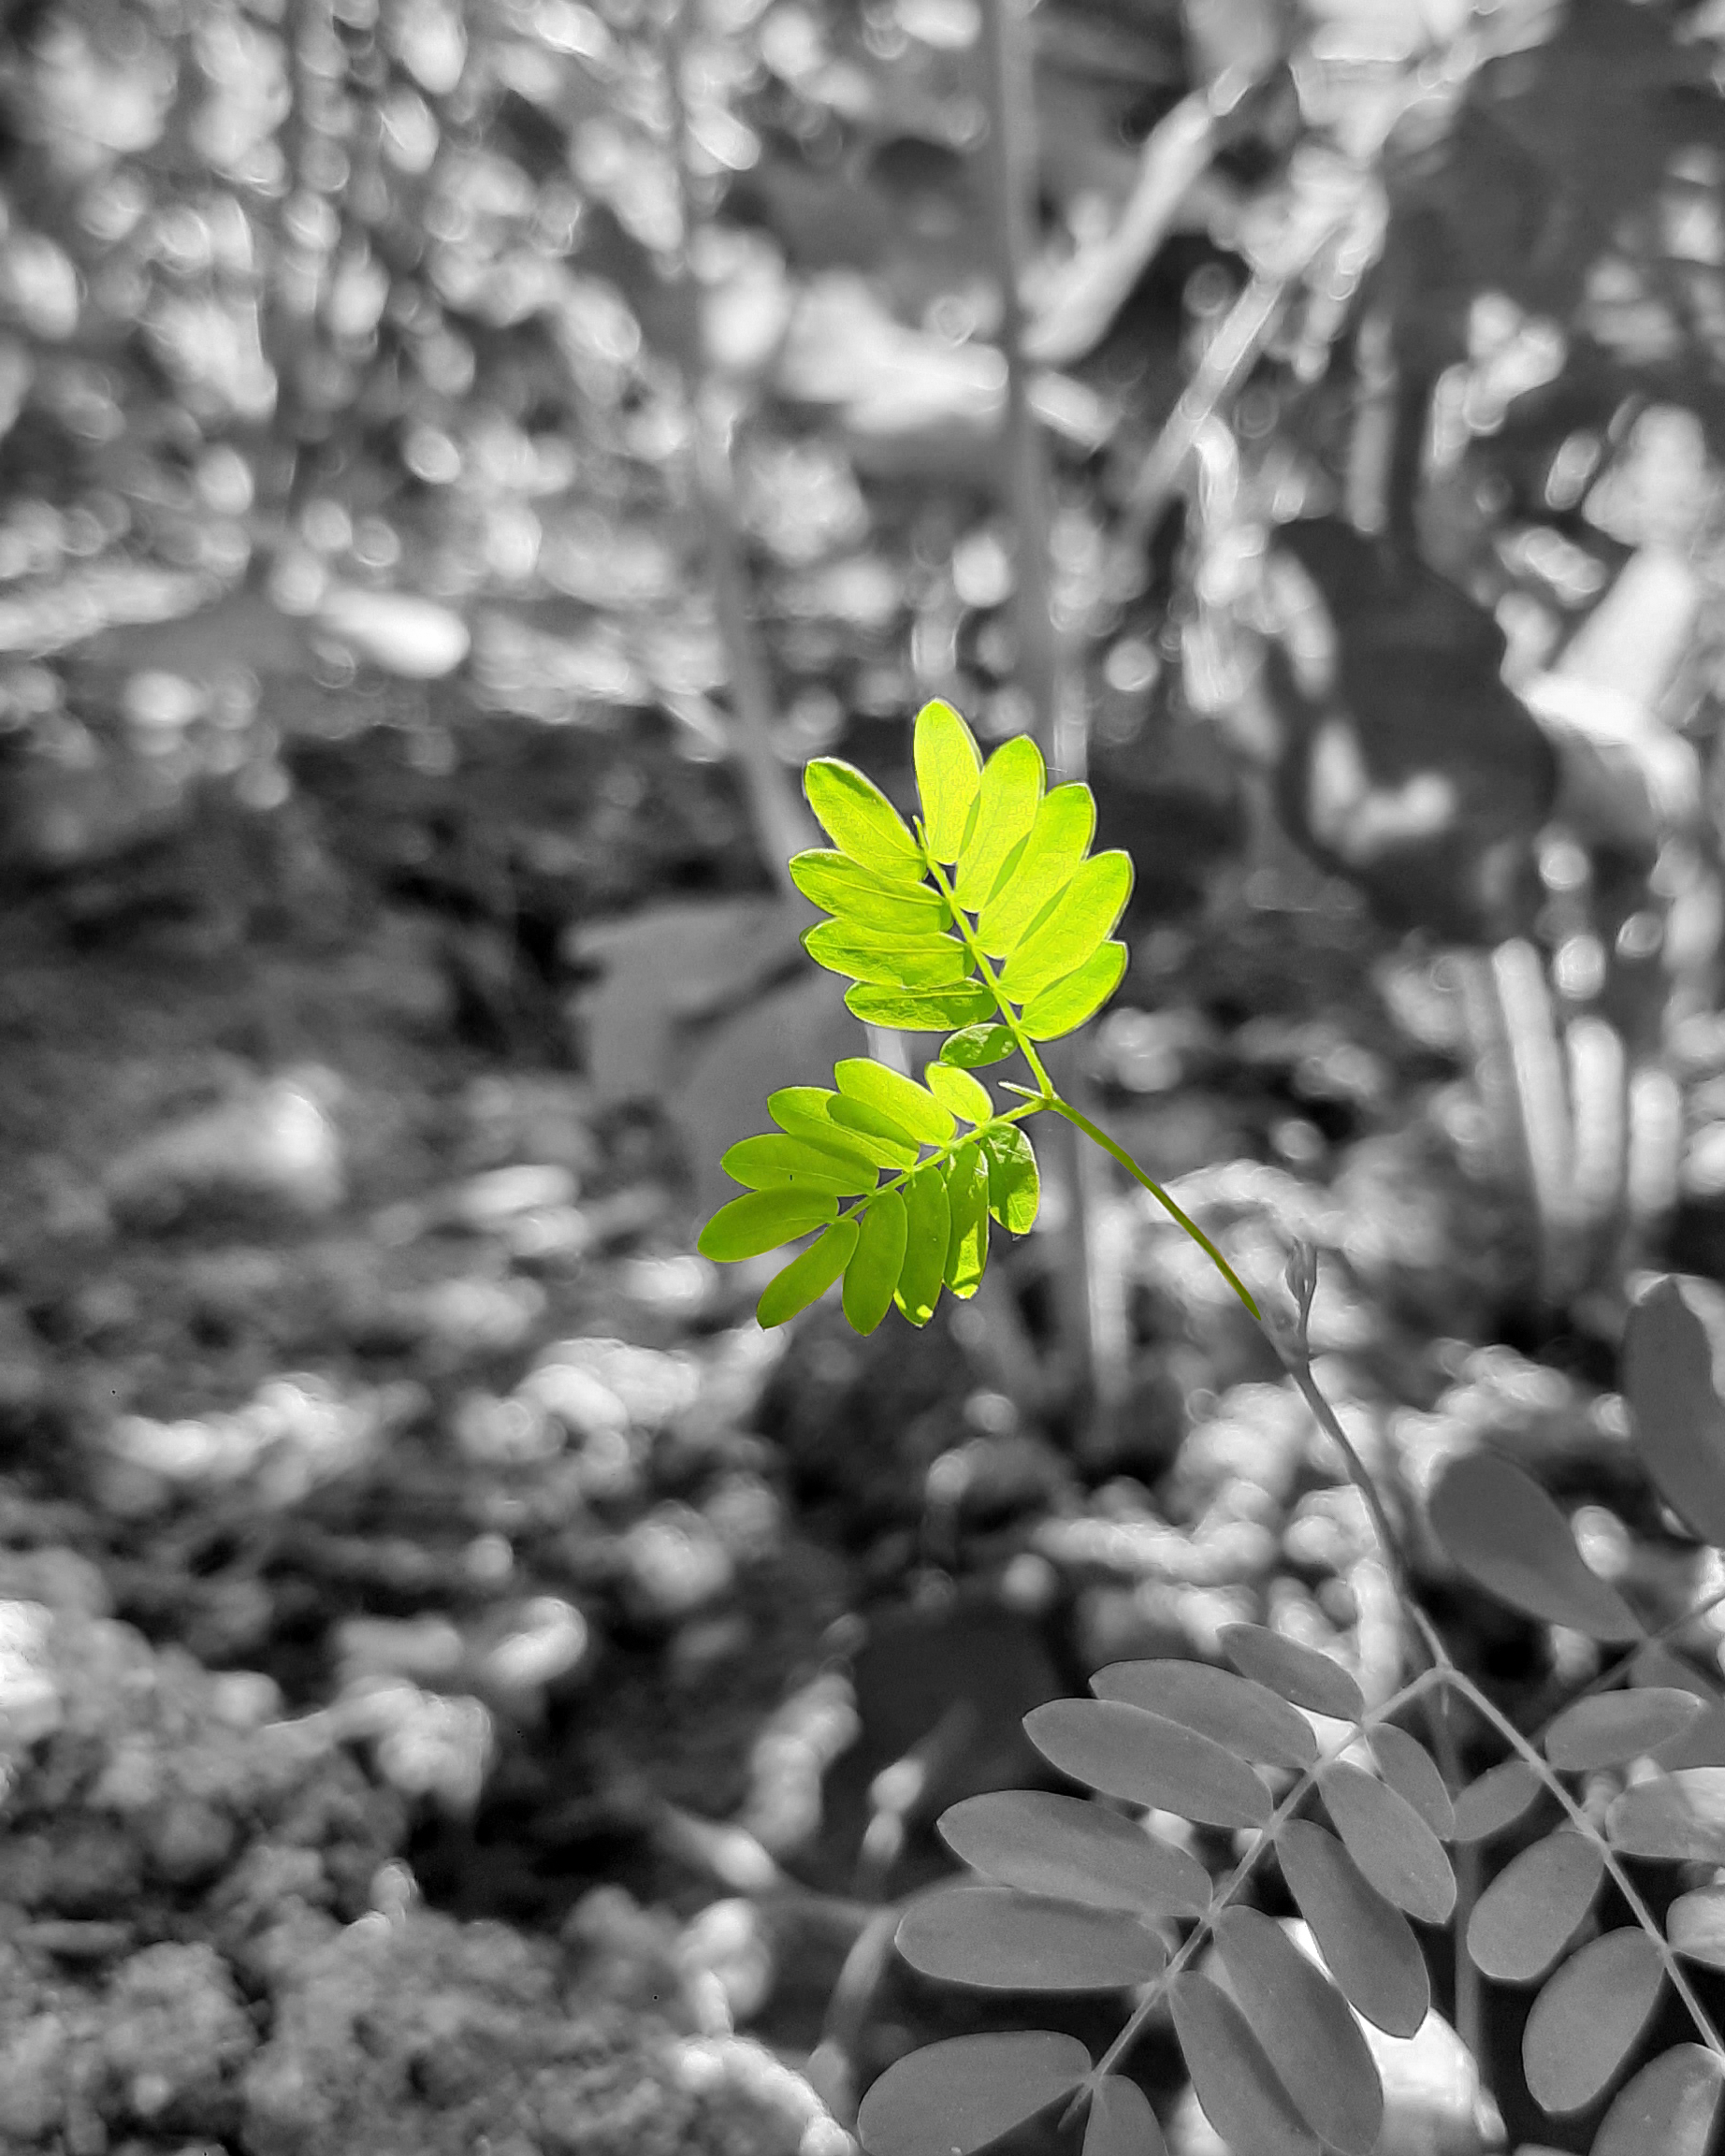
[696,699,1257,1331]
[702,715,1725,2156]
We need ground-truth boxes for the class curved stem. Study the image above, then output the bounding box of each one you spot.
[1442,1664,1725,2065]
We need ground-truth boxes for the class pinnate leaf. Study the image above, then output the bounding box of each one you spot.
[944,1140,990,1298]
[720,1134,877,1194]
[896,1883,1167,1990]
[938,1789,1210,1917]
[1428,1453,1640,1642]
[1083,2075,1167,2156]
[1370,1726,1455,1839]
[845,982,997,1030]
[1590,2046,1723,2156]
[855,2031,1092,2156]
[805,758,923,879]
[1276,1818,1429,2037]
[835,1057,955,1147]
[914,699,983,862]
[1213,1908,1384,2156]
[953,736,1045,909]
[699,1187,839,1261]
[1451,1758,1544,1843]
[843,1191,906,1336]
[1168,1973,1323,2156]
[1624,1277,1725,1547]
[1668,1883,1725,1966]
[1545,1686,1703,1772]
[803,921,972,988]
[1523,1929,1663,2115]
[940,1022,1016,1067]
[977,783,1096,955]
[1091,1660,1316,1771]
[922,1060,992,1124]
[1320,1762,1456,1922]
[1024,1699,1272,1829]
[756,1219,858,1325]
[1467,1830,1602,1980]
[790,849,948,933]
[1021,940,1128,1041]
[1606,1767,1725,1861]
[894,1166,949,1326]
[979,1121,1039,1234]
[1220,1624,1364,1722]
[995,852,1134,1003]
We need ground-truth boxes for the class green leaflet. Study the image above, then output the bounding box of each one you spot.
[699,1186,839,1262]
[789,849,949,933]
[980,1122,1039,1232]
[720,1134,877,1195]
[895,1165,950,1325]
[976,785,1096,956]
[923,1060,993,1125]
[803,920,974,989]
[769,1087,914,1171]
[940,1023,1017,1067]
[846,982,996,1030]
[945,1141,990,1298]
[914,700,984,863]
[953,737,1045,910]
[1021,941,1128,1041]
[835,1056,956,1148]
[805,758,923,880]
[757,1218,859,1325]
[843,1188,908,1335]
[995,852,1134,1004]
[826,1092,924,1165]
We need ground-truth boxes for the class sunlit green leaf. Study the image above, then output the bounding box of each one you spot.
[953,736,1045,910]
[803,920,973,988]
[843,1189,907,1336]
[943,1139,990,1298]
[805,758,923,879]
[756,1217,859,1324]
[995,852,1134,1003]
[895,1165,949,1326]
[720,1134,877,1195]
[979,1121,1039,1234]
[855,2032,1093,2156]
[940,1022,1017,1067]
[770,1087,917,1170]
[922,1059,993,1124]
[698,1187,839,1262]
[897,1882,1167,1990]
[835,1056,955,1147]
[789,849,949,931]
[1020,941,1128,1041]
[914,699,983,863]
[976,784,1096,955]
[845,982,997,1029]
[826,1094,925,1164]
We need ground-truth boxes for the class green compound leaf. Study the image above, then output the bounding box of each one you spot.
[845,981,997,1030]
[1319,1762,1455,1924]
[1523,1928,1663,2116]
[1369,1726,1455,1841]
[980,1121,1040,1233]
[789,849,949,933]
[805,758,923,879]
[914,699,984,863]
[1591,2047,1724,2156]
[843,1189,907,1336]
[1428,1452,1641,1642]
[1220,1624,1365,1722]
[938,1789,1210,1918]
[803,920,974,988]
[835,1056,956,1148]
[770,1087,918,1170]
[1544,1686,1703,1772]
[1024,1699,1272,1829]
[1091,1661,1317,1772]
[1021,941,1129,1041]
[976,784,1096,955]
[1213,1908,1384,2156]
[944,1140,990,1298]
[1083,2075,1167,2156]
[1275,1818,1429,2038]
[1451,1758,1544,1844]
[994,851,1134,1004]
[719,1134,879,1196]
[1466,1830,1602,1981]
[855,2031,1093,2156]
[896,1882,1167,1990]
[699,1187,839,1262]
[1169,1973,1323,2156]
[940,1022,1017,1067]
[895,1165,949,1326]
[757,1217,859,1324]
[922,1059,993,1124]
[953,736,1045,909]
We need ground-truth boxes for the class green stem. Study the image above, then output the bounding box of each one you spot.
[921,852,1057,1097]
